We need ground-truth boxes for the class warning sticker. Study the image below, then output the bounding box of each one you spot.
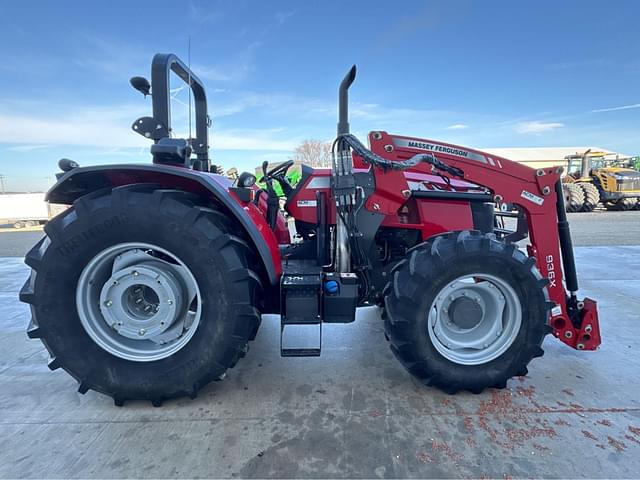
[521,190,544,206]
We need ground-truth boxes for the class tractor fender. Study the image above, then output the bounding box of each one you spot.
[46,164,281,285]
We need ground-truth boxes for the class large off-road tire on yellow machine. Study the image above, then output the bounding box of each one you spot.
[562,183,583,212]
[383,231,550,394]
[605,198,635,211]
[578,182,600,212]
[20,185,262,406]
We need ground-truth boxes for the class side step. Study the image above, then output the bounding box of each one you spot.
[280,271,359,357]
[280,273,322,357]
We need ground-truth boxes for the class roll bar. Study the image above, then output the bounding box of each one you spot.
[151,53,210,170]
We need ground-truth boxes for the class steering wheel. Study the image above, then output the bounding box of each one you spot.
[265,160,294,180]
[262,160,295,198]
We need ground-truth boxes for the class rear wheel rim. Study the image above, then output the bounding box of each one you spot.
[427,273,522,366]
[76,242,202,362]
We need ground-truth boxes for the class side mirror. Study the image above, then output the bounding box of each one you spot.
[238,172,257,188]
[130,76,151,97]
[58,158,79,172]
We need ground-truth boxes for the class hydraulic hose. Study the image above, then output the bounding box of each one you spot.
[336,134,464,177]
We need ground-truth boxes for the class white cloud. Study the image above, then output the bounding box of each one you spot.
[0,102,297,153]
[275,11,295,25]
[6,144,56,152]
[188,3,224,24]
[211,130,297,151]
[515,121,564,134]
[446,123,468,130]
[0,109,147,148]
[591,103,640,113]
[193,65,234,83]
[192,41,263,85]
[72,36,150,81]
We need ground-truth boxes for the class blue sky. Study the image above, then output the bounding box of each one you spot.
[1,0,639,192]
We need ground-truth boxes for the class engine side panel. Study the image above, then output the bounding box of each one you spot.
[286,166,480,240]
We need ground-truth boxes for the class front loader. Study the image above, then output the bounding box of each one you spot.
[20,54,601,405]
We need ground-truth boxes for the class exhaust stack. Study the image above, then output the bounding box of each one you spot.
[337,66,357,136]
[333,66,357,273]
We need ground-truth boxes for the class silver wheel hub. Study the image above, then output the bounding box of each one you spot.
[77,243,201,362]
[428,273,521,365]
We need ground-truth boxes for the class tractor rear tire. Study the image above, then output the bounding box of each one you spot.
[578,183,600,212]
[562,183,583,212]
[383,231,550,394]
[20,185,262,406]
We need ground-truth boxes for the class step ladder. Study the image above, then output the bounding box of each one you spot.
[280,273,322,357]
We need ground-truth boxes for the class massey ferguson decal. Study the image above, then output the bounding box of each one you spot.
[393,138,489,164]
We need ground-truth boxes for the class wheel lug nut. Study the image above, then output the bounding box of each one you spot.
[113,280,118,286]
[105,300,113,307]
[138,329,146,336]
[133,271,139,277]
[167,299,173,305]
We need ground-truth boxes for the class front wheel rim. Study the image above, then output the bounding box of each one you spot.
[427,273,522,366]
[76,242,202,362]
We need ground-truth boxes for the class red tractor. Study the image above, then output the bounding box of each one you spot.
[20,54,601,406]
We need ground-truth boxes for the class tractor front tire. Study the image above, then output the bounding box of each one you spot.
[578,183,600,212]
[563,183,583,212]
[20,185,262,406]
[384,231,550,394]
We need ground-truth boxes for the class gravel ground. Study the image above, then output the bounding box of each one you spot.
[0,210,638,257]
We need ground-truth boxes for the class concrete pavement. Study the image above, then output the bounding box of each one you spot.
[1,247,639,478]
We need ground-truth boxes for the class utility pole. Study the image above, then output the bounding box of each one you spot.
[0,175,5,194]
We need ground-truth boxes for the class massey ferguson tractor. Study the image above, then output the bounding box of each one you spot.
[20,54,601,406]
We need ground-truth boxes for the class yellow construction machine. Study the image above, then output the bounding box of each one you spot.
[562,149,640,211]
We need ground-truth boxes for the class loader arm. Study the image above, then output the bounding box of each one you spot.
[364,131,600,351]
